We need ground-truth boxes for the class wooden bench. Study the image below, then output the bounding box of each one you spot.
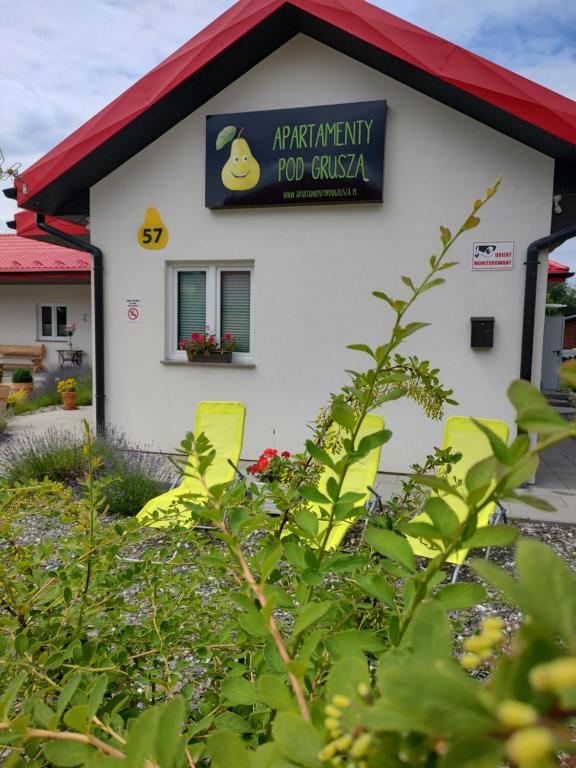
[0,384,9,411]
[0,344,46,374]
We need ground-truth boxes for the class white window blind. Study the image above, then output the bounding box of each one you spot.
[178,271,207,340]
[220,271,251,353]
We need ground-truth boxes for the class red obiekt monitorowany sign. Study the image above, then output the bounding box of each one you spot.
[472,242,515,270]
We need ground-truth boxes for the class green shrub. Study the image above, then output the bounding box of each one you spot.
[0,427,169,514]
[11,367,33,383]
[1,185,574,767]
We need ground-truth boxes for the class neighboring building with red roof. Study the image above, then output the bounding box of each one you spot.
[548,259,575,284]
[0,235,91,369]
[4,0,576,465]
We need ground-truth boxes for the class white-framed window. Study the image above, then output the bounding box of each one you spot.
[170,264,253,359]
[38,304,68,340]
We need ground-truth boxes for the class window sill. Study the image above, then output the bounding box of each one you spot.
[161,359,256,369]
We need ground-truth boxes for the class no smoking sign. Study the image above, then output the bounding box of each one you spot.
[125,299,141,323]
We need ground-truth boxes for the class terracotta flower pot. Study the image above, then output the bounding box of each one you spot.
[61,391,78,411]
[11,381,33,399]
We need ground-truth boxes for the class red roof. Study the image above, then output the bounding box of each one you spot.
[0,234,90,272]
[548,259,575,283]
[13,0,576,218]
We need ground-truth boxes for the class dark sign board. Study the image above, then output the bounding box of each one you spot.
[205,101,386,209]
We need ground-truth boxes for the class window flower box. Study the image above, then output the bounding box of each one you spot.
[179,332,235,363]
[186,350,232,363]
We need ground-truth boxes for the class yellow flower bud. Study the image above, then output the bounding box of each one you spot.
[463,635,493,653]
[331,695,351,709]
[357,683,370,698]
[505,727,554,766]
[540,658,576,691]
[529,664,551,692]
[333,734,353,752]
[482,616,505,631]
[318,743,337,761]
[460,653,481,670]
[324,704,342,719]
[350,733,372,758]
[497,700,538,729]
[324,718,341,732]
[483,629,503,646]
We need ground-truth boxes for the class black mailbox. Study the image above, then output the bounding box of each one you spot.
[471,317,494,348]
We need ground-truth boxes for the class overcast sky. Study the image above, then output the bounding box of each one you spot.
[1,0,576,273]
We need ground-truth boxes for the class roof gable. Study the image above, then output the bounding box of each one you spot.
[13,0,576,218]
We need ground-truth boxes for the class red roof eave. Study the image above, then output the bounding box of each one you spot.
[15,0,576,210]
[14,211,88,240]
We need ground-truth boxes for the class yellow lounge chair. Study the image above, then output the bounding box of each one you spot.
[311,413,386,551]
[407,415,510,580]
[138,401,246,528]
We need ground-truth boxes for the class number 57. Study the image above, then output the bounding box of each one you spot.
[142,228,163,244]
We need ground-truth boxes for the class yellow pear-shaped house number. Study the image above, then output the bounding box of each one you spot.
[137,208,169,250]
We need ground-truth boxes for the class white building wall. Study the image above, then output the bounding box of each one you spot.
[90,35,554,470]
[0,284,92,370]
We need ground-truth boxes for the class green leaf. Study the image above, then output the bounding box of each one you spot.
[272,712,324,767]
[332,401,356,432]
[424,497,459,536]
[299,486,330,505]
[257,675,293,711]
[508,493,555,512]
[326,657,370,704]
[436,583,487,610]
[357,429,392,456]
[399,521,441,543]
[294,509,319,537]
[213,712,254,733]
[372,290,395,307]
[326,630,386,659]
[44,741,95,767]
[464,525,519,548]
[221,677,261,706]
[156,697,186,768]
[56,672,82,719]
[441,737,505,768]
[508,380,569,433]
[400,601,452,660]
[396,322,430,340]
[401,275,415,290]
[365,527,416,572]
[87,674,108,720]
[463,214,480,229]
[355,574,395,606]
[472,421,509,464]
[440,226,451,246]
[63,704,89,733]
[304,440,334,469]
[346,344,375,359]
[516,539,576,648]
[293,601,332,637]
[471,559,525,606]
[209,732,250,768]
[321,554,368,573]
[559,359,576,389]
[261,542,283,583]
[216,125,237,150]
[238,612,269,638]
[413,474,460,496]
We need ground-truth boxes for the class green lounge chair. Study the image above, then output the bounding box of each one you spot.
[137,401,246,528]
[309,413,386,551]
[406,415,510,581]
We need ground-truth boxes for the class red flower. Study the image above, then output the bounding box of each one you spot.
[263,448,278,457]
[281,451,291,458]
[257,458,269,470]
[247,464,256,474]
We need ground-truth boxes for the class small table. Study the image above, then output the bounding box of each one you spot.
[58,349,84,367]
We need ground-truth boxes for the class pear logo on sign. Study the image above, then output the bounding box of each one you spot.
[217,126,260,191]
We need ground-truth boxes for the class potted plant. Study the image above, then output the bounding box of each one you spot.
[11,368,34,399]
[179,332,236,363]
[57,377,78,410]
[246,449,305,515]
[65,322,76,350]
